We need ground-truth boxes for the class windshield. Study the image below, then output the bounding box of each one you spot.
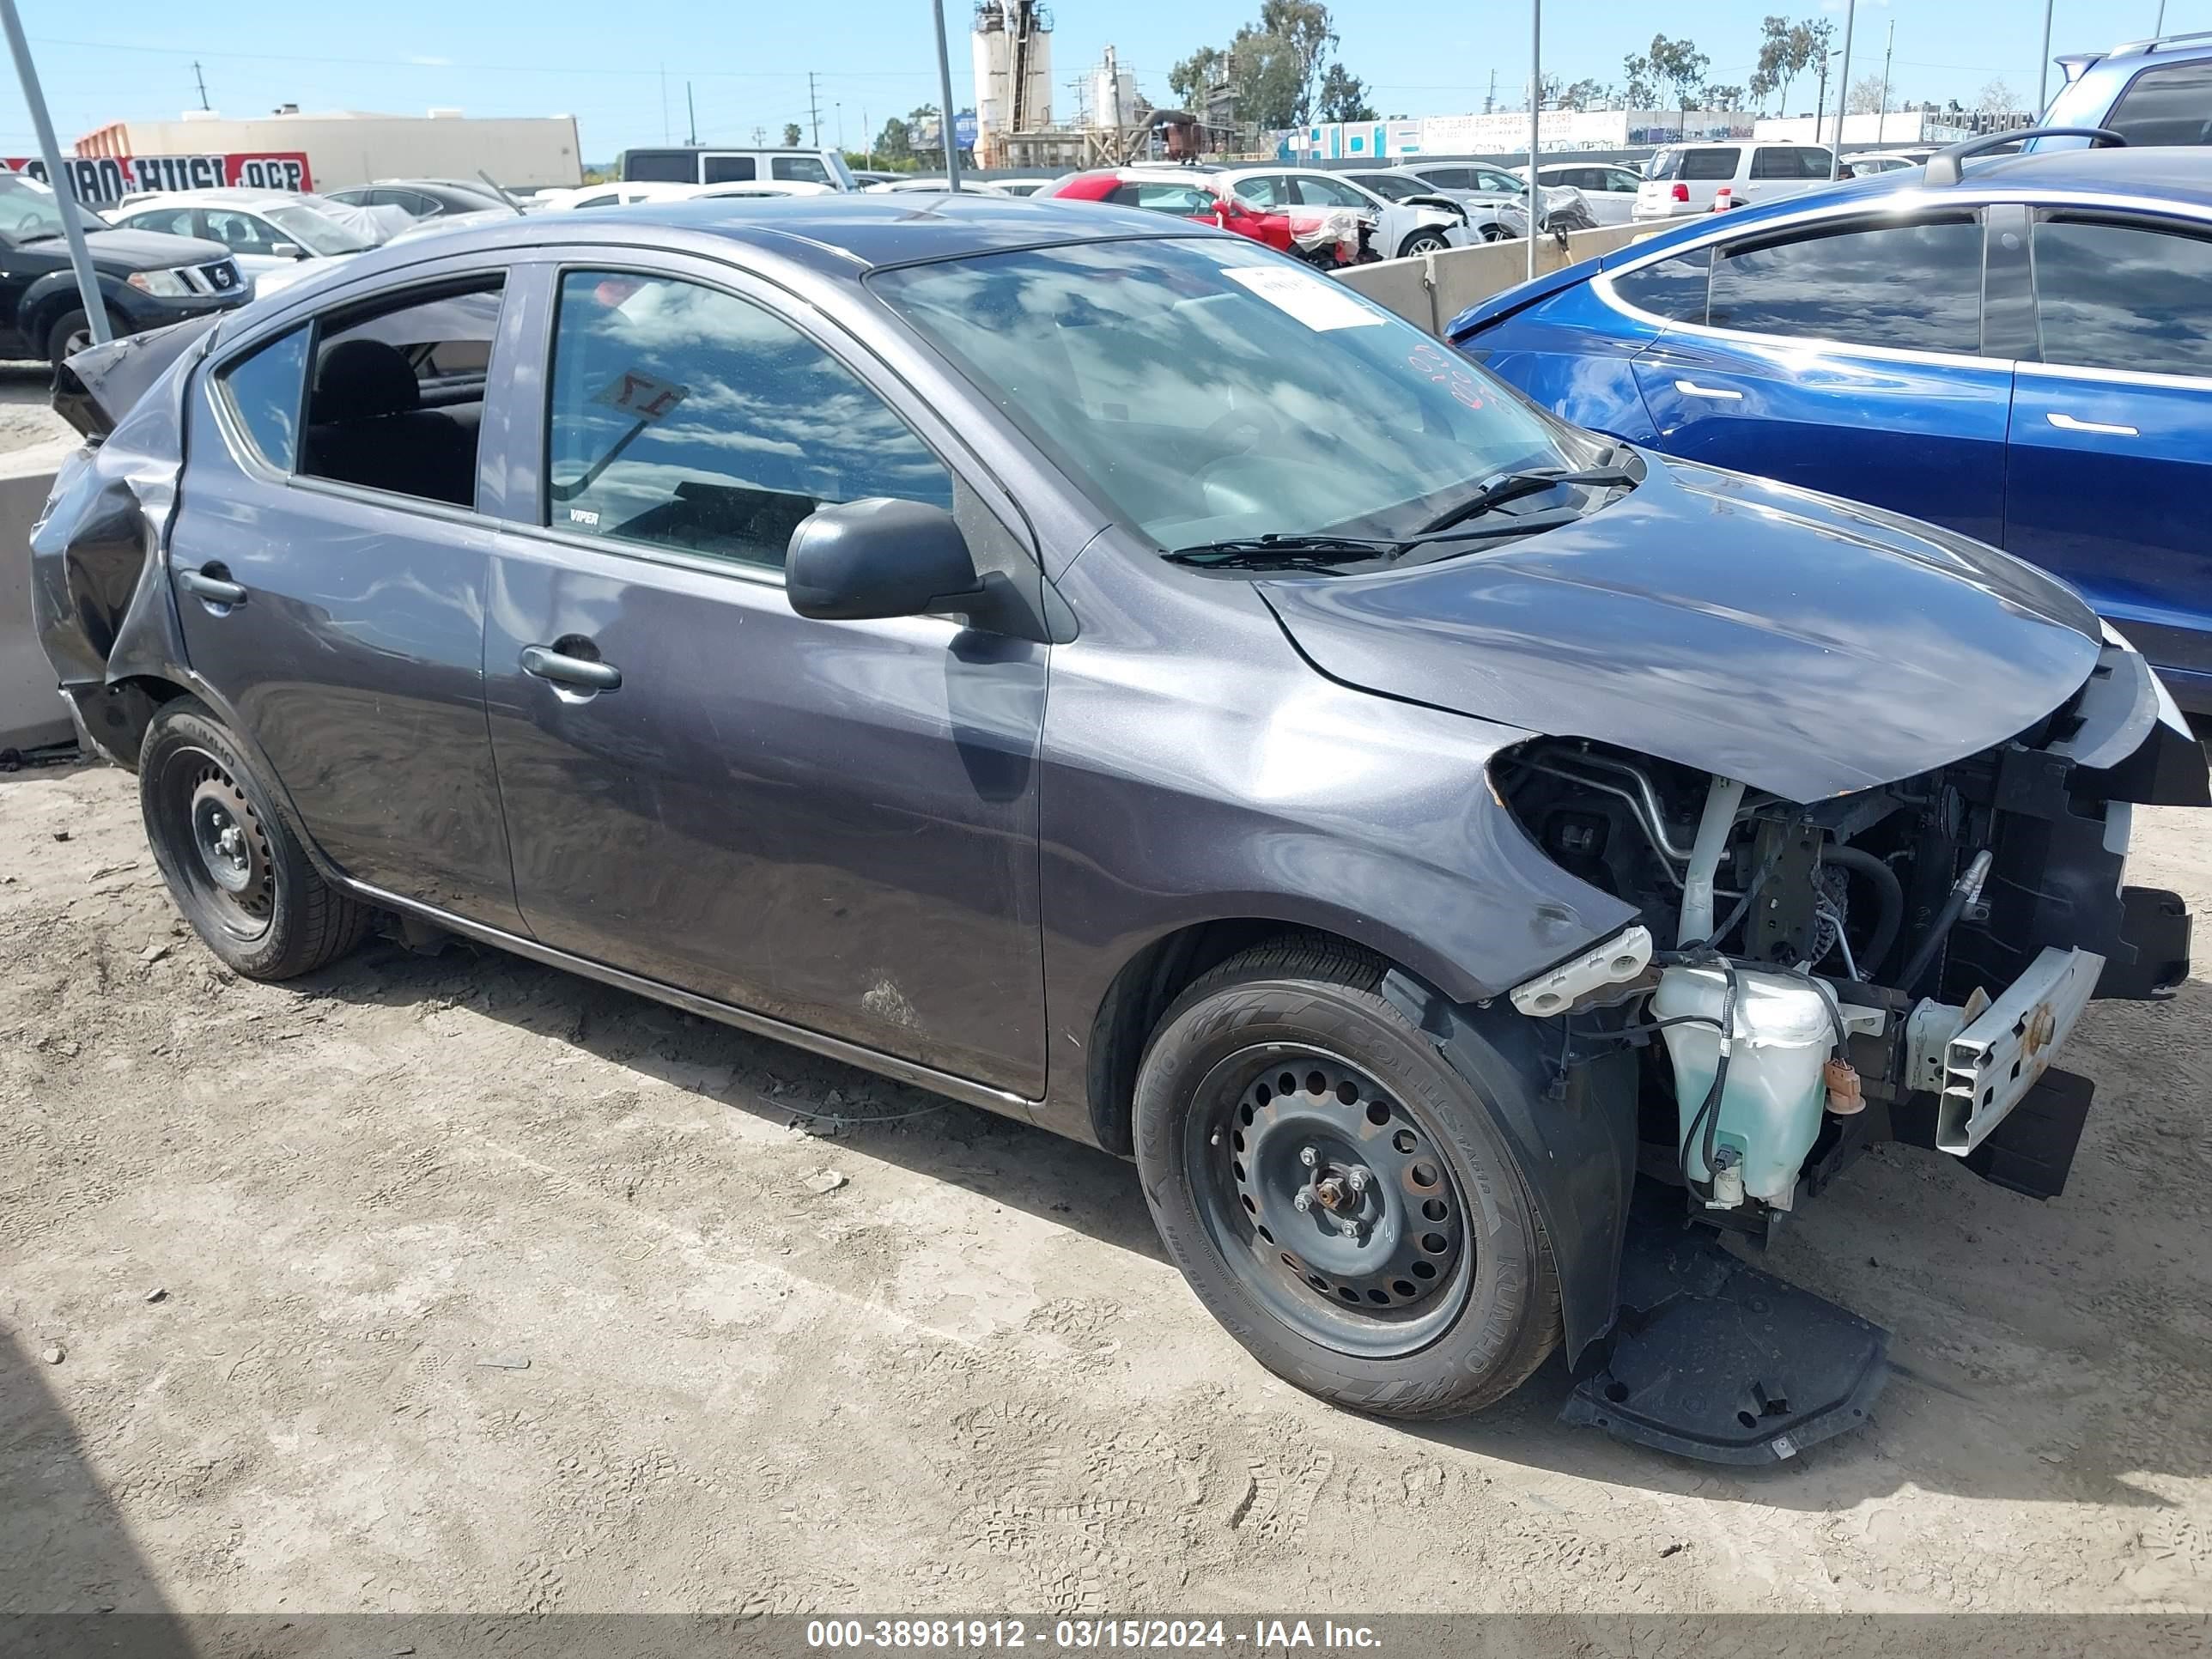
[872,236,1576,550]
[262,203,377,254]
[0,174,112,240]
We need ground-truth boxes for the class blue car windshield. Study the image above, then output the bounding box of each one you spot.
[872,236,1578,550]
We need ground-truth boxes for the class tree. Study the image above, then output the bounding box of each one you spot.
[1621,52,1657,108]
[1259,0,1338,126]
[1753,15,1830,115]
[1559,77,1607,111]
[1648,33,1710,118]
[1227,26,1306,128]
[874,116,913,164]
[1848,73,1886,114]
[1316,62,1376,124]
[1169,46,1227,111]
[1977,77,2021,115]
[781,122,802,147]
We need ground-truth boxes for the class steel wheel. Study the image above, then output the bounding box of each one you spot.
[1185,1046,1473,1359]
[153,745,276,941]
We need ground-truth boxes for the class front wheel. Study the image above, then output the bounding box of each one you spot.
[1397,229,1450,258]
[44,307,120,368]
[139,699,370,980]
[1132,939,1560,1419]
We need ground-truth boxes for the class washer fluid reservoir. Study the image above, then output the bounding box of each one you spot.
[1653,964,1836,1207]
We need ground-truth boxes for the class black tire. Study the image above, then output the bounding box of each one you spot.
[1397,230,1450,258]
[138,699,370,980]
[1478,224,1511,244]
[1133,937,1559,1420]
[43,307,115,369]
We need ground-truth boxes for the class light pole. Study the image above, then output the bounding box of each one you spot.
[2039,0,2056,111]
[1,0,108,348]
[1527,0,1540,282]
[1828,0,1856,179]
[931,0,963,191]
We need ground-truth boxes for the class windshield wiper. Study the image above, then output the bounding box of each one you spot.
[1415,464,1638,536]
[1168,511,1583,570]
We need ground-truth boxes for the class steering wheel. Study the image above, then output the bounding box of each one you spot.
[1200,404,1286,458]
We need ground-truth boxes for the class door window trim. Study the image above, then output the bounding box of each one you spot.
[1594,204,2014,373]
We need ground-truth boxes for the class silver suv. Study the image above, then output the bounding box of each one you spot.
[2044,31,2212,144]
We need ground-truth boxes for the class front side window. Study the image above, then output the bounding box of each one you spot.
[201,210,283,256]
[544,270,954,571]
[1472,168,1524,195]
[1115,181,1212,214]
[1293,174,1369,210]
[1413,167,1471,190]
[216,325,310,470]
[702,155,757,183]
[2106,59,2212,147]
[1233,175,1288,209]
[772,155,830,184]
[1610,248,1713,323]
[299,283,504,507]
[1708,216,1982,354]
[872,236,1576,553]
[1352,174,1418,202]
[2033,216,2212,378]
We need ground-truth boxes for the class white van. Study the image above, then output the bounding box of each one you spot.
[617,147,857,191]
[1632,143,1837,221]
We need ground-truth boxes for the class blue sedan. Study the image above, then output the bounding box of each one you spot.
[1449,145,2212,710]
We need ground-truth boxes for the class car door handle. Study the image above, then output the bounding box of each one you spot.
[2047,410,2138,438]
[520,643,622,691]
[176,566,247,606]
[1674,380,1744,400]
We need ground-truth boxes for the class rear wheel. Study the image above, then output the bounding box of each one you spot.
[1132,939,1560,1419]
[138,700,369,980]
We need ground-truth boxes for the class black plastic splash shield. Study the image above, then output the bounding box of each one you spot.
[1560,1197,1889,1464]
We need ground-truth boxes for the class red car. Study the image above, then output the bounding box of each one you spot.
[1041,167,1346,260]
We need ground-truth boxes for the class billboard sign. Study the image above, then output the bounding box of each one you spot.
[3,152,314,205]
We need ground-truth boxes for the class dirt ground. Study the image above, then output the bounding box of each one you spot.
[3,757,2210,1621]
[0,364,71,452]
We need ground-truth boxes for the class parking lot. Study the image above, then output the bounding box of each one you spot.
[6,757,2210,1617]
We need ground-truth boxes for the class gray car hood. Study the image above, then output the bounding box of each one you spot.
[1258,456,2105,802]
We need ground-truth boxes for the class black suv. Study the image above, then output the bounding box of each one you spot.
[0,173,248,366]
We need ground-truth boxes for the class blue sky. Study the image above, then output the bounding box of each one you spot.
[3,0,2201,161]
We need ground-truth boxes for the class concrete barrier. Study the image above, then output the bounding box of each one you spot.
[1334,223,1646,337]
[1,440,73,756]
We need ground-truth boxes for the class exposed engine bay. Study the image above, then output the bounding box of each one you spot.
[1495,634,2204,1236]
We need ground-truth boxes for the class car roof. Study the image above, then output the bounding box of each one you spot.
[286,191,1206,280]
[118,189,301,209]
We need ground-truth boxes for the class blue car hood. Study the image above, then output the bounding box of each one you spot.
[1258,455,2104,801]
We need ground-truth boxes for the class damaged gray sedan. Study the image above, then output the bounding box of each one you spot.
[29,196,2207,1459]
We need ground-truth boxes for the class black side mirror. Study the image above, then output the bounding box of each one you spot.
[786,497,983,621]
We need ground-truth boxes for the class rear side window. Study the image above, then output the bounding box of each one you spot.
[216,326,310,471]
[1112,181,1213,214]
[2033,216,2212,378]
[623,149,699,183]
[299,283,504,508]
[1681,149,1741,181]
[2106,59,2212,147]
[543,270,953,572]
[702,155,757,183]
[1752,147,1828,180]
[1610,249,1713,323]
[1708,216,1983,353]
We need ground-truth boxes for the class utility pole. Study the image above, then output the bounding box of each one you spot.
[1814,50,1832,138]
[1828,0,1856,179]
[836,102,844,153]
[686,82,697,146]
[1485,68,1496,114]
[930,0,963,190]
[1527,0,1540,283]
[808,70,822,148]
[659,66,669,144]
[863,105,872,169]
[192,59,210,112]
[2,0,109,347]
[1877,20,1893,144]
